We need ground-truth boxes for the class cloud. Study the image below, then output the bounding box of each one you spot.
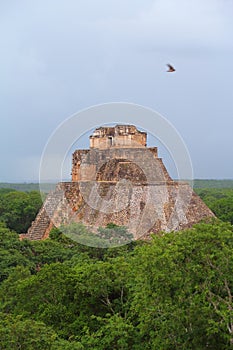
[95,0,233,52]
[0,0,233,180]
[1,0,232,92]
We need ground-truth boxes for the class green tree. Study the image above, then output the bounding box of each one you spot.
[0,224,34,282]
[0,313,57,350]
[210,197,233,224]
[196,188,233,224]
[0,312,83,350]
[130,221,233,349]
[0,263,78,336]
[81,314,135,350]
[0,190,42,233]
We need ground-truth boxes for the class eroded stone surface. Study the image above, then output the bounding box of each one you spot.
[21,125,215,241]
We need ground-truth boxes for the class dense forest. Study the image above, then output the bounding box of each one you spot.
[0,186,233,349]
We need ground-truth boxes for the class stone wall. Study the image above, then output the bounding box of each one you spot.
[21,180,215,241]
[72,147,164,182]
[89,125,147,149]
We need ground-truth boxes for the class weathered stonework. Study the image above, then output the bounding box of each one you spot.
[22,125,215,241]
[89,125,147,149]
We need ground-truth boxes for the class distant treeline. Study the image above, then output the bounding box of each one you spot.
[193,179,233,188]
[0,183,56,192]
[0,179,233,192]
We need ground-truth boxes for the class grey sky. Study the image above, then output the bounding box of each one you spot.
[0,0,233,181]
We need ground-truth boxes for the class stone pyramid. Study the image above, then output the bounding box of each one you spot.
[21,125,214,241]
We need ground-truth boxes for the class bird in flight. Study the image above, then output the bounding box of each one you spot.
[166,64,176,73]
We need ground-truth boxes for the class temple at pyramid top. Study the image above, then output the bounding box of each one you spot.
[89,125,147,149]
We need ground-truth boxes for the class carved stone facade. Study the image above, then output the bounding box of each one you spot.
[89,125,147,149]
[22,125,215,241]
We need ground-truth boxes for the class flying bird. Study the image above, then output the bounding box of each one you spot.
[166,64,176,73]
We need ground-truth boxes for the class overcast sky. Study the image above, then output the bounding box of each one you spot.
[0,0,233,182]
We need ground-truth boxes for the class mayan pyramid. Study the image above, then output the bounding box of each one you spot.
[22,125,214,241]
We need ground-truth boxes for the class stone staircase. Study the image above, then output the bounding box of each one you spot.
[22,186,65,240]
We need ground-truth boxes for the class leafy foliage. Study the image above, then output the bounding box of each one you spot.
[130,221,233,349]
[0,190,42,233]
[196,188,233,224]
[60,222,133,248]
[0,188,233,348]
[1,220,233,348]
